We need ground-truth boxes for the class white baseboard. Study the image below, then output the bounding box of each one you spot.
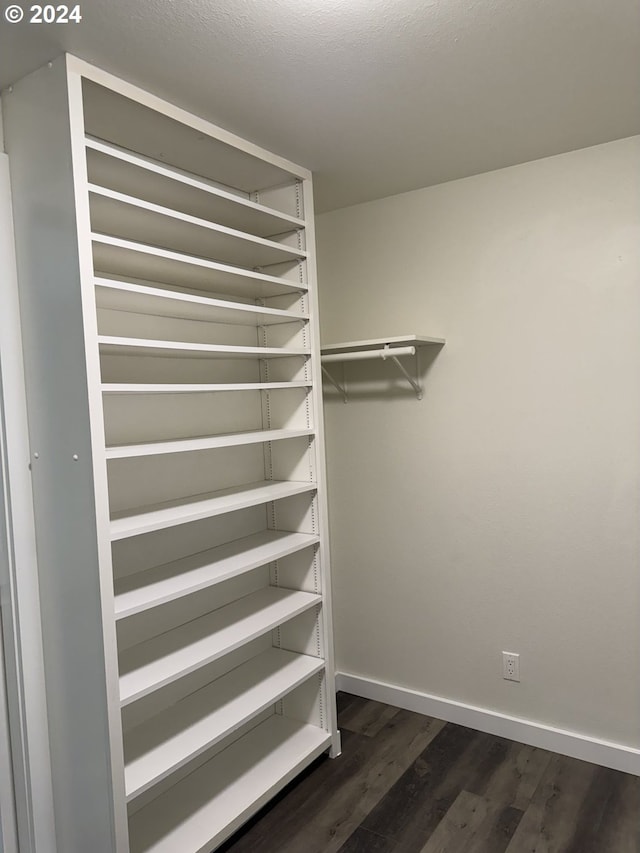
[336,672,640,777]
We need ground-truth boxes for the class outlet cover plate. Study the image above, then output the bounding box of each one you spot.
[502,651,520,682]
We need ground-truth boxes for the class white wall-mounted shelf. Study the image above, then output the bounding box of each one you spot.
[320,335,445,401]
[321,335,445,354]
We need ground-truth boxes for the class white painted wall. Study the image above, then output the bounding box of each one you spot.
[317,136,640,749]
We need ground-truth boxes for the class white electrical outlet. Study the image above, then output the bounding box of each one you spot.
[502,651,520,682]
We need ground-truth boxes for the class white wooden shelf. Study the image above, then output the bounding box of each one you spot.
[123,648,323,801]
[321,335,445,355]
[106,428,314,460]
[98,335,308,360]
[92,235,307,300]
[114,530,320,619]
[118,587,321,705]
[89,186,306,268]
[102,382,312,395]
[110,480,317,541]
[86,137,305,238]
[127,714,331,853]
[95,279,307,326]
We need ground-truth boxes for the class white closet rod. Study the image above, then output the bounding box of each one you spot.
[321,345,423,401]
[321,346,415,364]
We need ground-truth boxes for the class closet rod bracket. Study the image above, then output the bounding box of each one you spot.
[321,365,348,403]
[381,345,423,400]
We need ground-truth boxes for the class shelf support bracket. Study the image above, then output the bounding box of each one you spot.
[381,345,423,400]
[321,365,348,403]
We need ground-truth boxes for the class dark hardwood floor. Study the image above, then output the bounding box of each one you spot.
[219,693,640,853]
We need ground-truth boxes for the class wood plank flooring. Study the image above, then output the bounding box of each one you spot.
[219,693,640,853]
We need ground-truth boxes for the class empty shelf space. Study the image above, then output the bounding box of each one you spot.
[98,335,309,359]
[86,137,305,238]
[124,647,324,801]
[92,235,308,300]
[119,586,321,705]
[110,480,317,540]
[89,186,306,269]
[102,382,312,394]
[95,279,307,326]
[106,428,314,459]
[83,79,303,196]
[127,714,331,853]
[114,530,320,619]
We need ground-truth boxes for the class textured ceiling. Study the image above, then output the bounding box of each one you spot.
[1,0,639,211]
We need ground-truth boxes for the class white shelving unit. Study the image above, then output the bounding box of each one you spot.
[321,335,445,401]
[3,54,339,853]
